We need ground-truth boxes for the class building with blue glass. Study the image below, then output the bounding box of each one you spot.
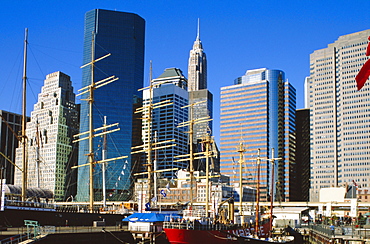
[142,68,189,179]
[220,68,296,202]
[77,9,145,201]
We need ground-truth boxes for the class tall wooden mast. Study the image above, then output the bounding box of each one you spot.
[237,142,247,222]
[268,148,281,237]
[132,62,175,209]
[88,32,95,212]
[175,101,212,213]
[21,28,28,202]
[255,149,261,237]
[73,32,125,212]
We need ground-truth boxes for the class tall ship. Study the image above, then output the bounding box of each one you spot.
[0,29,129,227]
[162,145,295,243]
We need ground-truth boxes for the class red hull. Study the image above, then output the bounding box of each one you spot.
[164,222,271,244]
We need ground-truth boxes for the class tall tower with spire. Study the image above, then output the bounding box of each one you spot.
[187,20,219,173]
[188,19,207,91]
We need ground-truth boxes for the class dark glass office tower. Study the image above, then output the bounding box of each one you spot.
[77,9,145,201]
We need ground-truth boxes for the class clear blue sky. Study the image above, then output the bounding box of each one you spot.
[1,0,369,143]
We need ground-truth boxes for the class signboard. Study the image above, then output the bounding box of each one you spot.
[325,202,331,217]
[350,199,357,217]
[1,179,5,211]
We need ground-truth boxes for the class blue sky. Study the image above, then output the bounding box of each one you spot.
[1,0,369,143]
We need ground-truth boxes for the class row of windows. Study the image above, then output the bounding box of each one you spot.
[313,140,334,144]
[343,167,370,172]
[314,160,335,164]
[344,156,370,161]
[341,46,366,55]
[315,125,334,130]
[313,100,333,106]
[344,151,370,156]
[314,154,335,159]
[343,119,370,127]
[342,56,368,64]
[316,61,333,68]
[344,113,370,120]
[314,76,333,82]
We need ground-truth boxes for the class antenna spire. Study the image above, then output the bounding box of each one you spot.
[197,18,200,40]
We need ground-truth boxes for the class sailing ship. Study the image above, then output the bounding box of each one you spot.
[0,29,127,227]
[163,145,295,243]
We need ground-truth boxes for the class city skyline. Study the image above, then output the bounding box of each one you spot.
[1,1,370,145]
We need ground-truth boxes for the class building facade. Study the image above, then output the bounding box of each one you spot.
[308,29,370,201]
[14,71,79,201]
[77,9,145,201]
[0,110,24,185]
[295,108,311,202]
[220,68,296,202]
[142,68,189,179]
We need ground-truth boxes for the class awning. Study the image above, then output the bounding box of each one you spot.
[122,212,181,222]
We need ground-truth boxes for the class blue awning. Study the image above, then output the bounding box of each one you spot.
[122,212,181,222]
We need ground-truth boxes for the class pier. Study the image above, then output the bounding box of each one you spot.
[298,224,370,243]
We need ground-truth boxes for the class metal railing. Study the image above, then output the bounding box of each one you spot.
[305,223,370,239]
[0,233,34,244]
[163,221,230,231]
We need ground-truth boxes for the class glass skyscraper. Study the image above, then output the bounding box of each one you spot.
[142,68,189,179]
[220,68,296,202]
[77,9,145,201]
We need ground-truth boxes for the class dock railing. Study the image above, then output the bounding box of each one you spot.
[306,223,370,239]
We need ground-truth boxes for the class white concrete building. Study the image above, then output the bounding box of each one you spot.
[308,29,370,201]
[14,71,79,201]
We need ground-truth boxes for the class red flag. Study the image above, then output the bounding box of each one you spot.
[353,180,358,187]
[355,36,370,90]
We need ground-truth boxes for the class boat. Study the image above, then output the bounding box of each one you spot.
[163,143,296,243]
[0,29,128,228]
[163,220,294,243]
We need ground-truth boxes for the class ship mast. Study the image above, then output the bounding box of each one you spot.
[268,148,281,237]
[255,149,261,237]
[202,133,213,217]
[73,32,125,212]
[132,61,176,210]
[176,101,211,213]
[237,142,247,223]
[102,116,107,208]
[21,28,28,202]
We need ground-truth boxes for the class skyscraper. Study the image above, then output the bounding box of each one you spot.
[0,110,25,185]
[295,108,310,202]
[142,68,189,179]
[188,20,207,92]
[187,21,217,172]
[308,29,370,201]
[77,9,145,201]
[14,71,79,201]
[220,68,296,202]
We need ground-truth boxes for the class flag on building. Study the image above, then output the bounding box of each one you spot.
[355,36,370,90]
[160,189,167,197]
[166,183,171,192]
[145,202,151,211]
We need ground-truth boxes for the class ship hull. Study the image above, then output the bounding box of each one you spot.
[0,208,125,227]
[163,228,294,244]
[163,222,278,244]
